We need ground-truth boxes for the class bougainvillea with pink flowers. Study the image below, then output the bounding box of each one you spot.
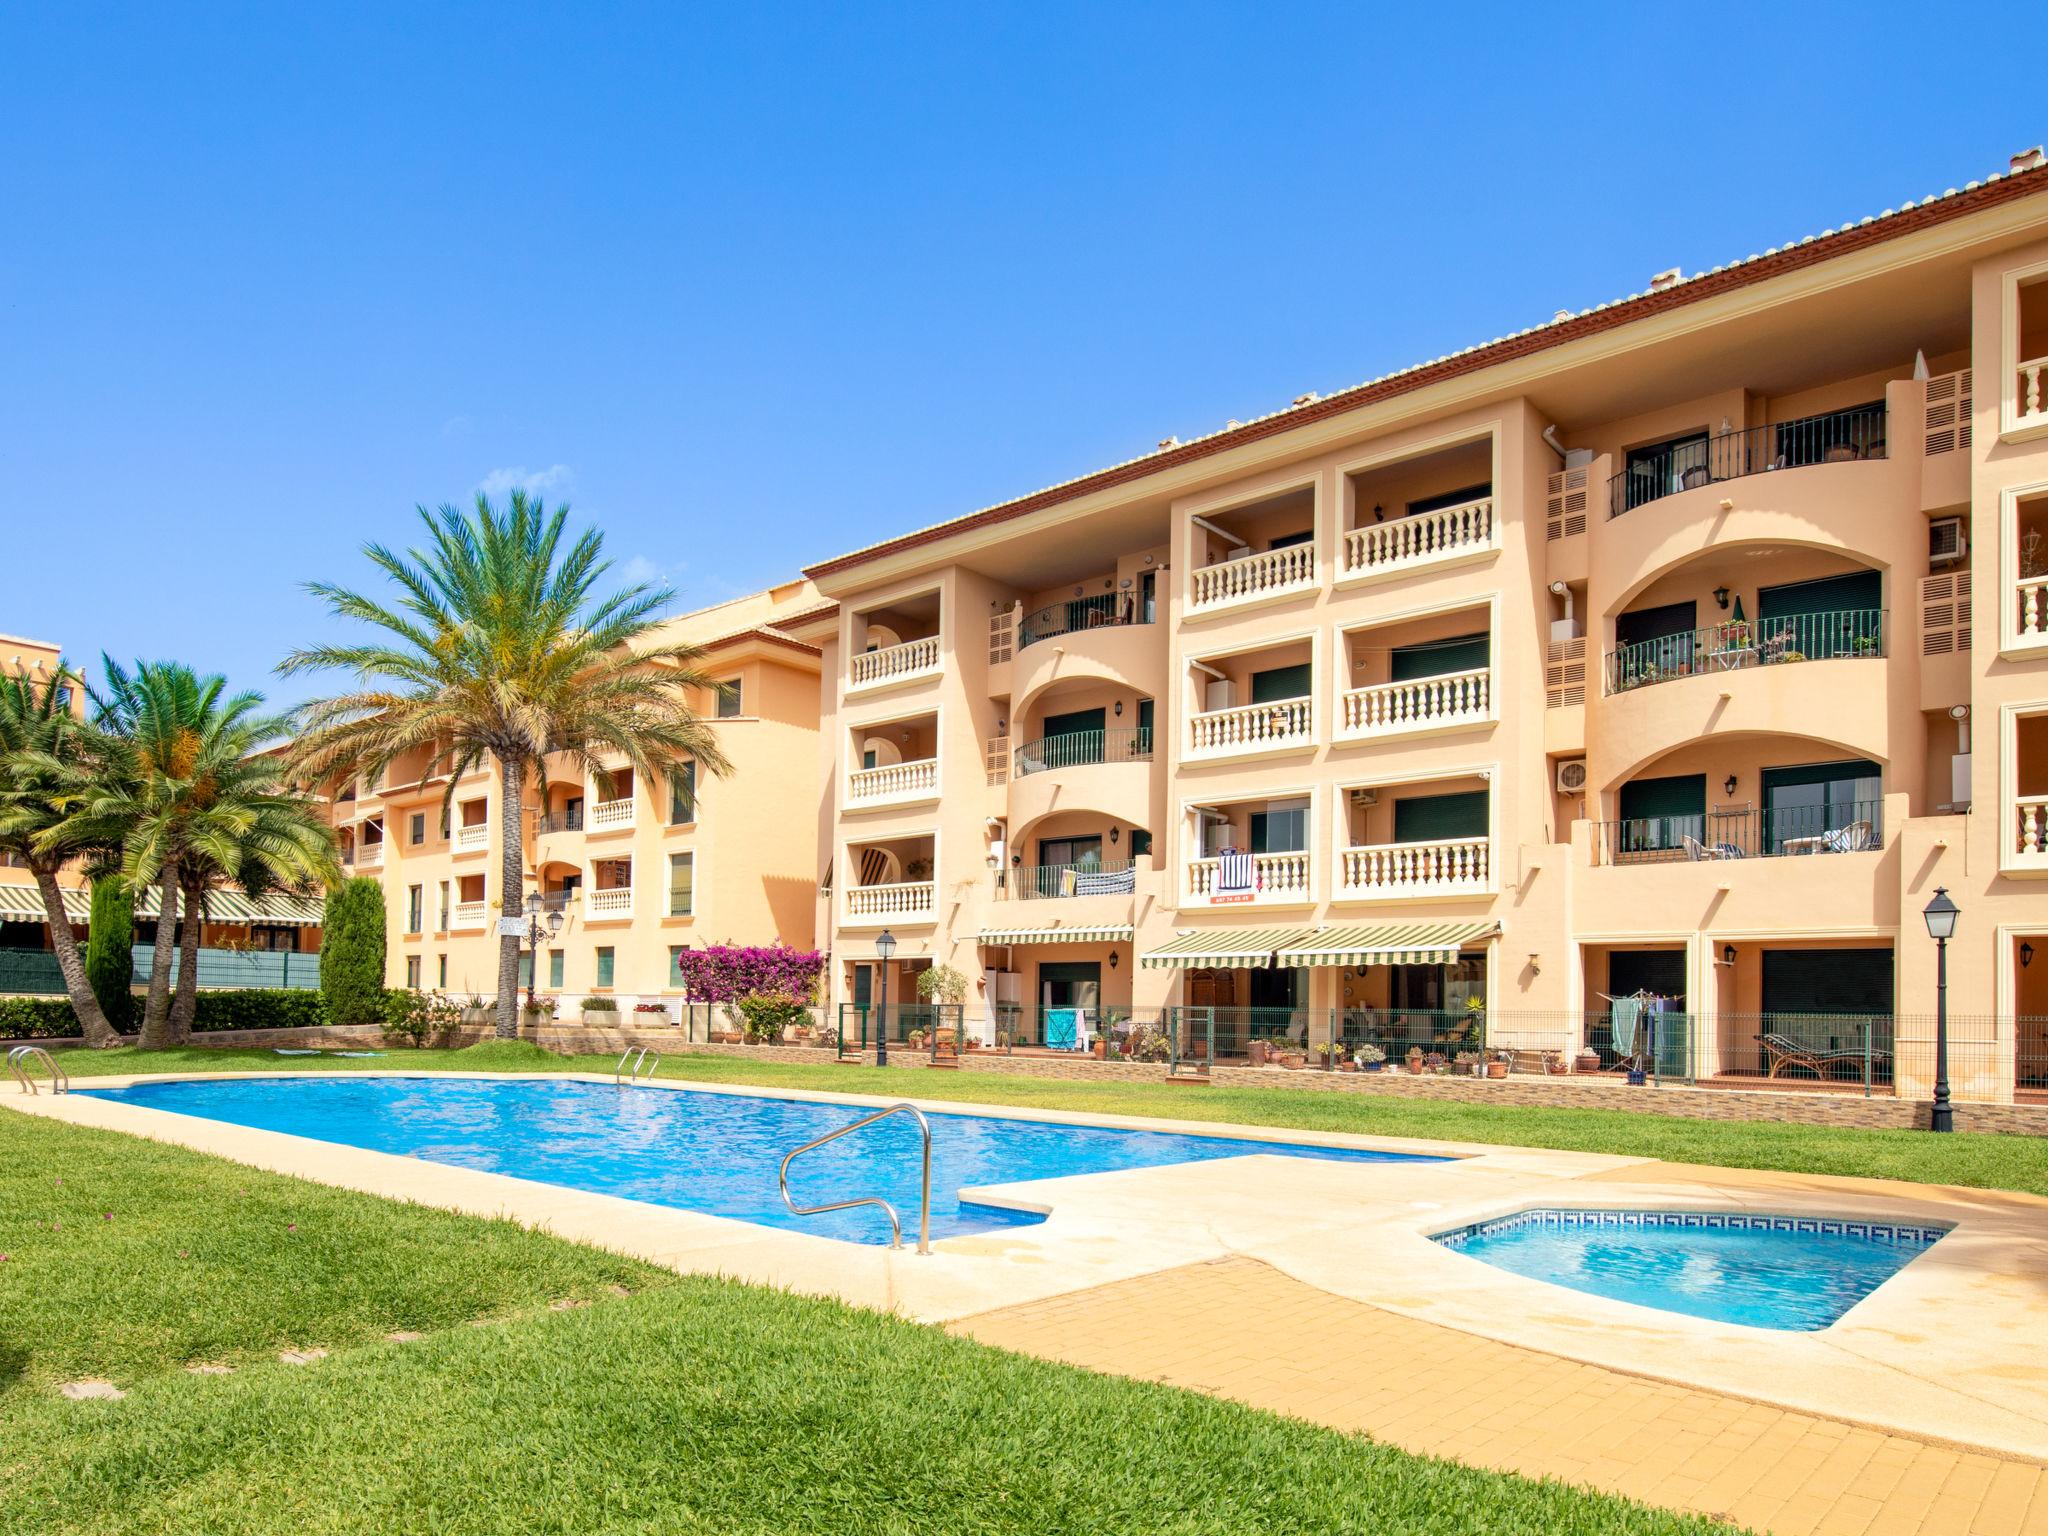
[670,943,825,1003]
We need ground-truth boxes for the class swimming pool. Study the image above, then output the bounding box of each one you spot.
[82,1076,1444,1244]
[1432,1208,1946,1331]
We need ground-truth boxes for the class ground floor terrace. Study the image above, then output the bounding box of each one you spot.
[10,1055,2048,1536]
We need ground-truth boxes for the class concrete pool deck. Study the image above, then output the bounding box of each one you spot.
[9,1069,2048,1513]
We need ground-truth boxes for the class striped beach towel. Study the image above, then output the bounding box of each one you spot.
[1216,850,1255,893]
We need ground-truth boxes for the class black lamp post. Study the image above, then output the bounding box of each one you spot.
[874,928,897,1067]
[523,892,564,1017]
[1922,886,1959,1133]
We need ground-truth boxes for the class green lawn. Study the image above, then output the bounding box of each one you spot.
[1,1109,1731,1536]
[46,1040,2048,1198]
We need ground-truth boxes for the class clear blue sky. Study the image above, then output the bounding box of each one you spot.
[1,3,2033,707]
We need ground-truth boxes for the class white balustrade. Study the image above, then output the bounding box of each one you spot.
[850,636,941,688]
[2015,797,2048,858]
[1338,838,1491,899]
[1187,696,1314,757]
[1185,850,1312,903]
[847,758,938,803]
[1338,667,1492,738]
[1342,497,1497,578]
[1188,543,1318,611]
[2017,577,2048,641]
[844,880,936,922]
[589,797,636,831]
[358,842,384,868]
[451,900,487,929]
[455,823,490,851]
[587,887,634,919]
[2020,356,2048,425]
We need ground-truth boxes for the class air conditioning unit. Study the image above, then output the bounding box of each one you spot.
[1555,758,1589,795]
[1348,787,1379,807]
[1203,678,1237,711]
[1929,517,1967,568]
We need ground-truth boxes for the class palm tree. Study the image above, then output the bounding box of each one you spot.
[282,492,730,1037]
[86,661,337,1049]
[0,663,121,1047]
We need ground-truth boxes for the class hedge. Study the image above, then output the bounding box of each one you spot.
[321,877,389,1025]
[0,988,414,1040]
[85,878,136,1030]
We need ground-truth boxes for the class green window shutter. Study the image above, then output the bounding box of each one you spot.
[1267,529,1314,549]
[1250,806,1307,854]
[1406,481,1491,516]
[1250,663,1312,704]
[1390,631,1490,682]
[1606,949,1686,1008]
[669,763,697,824]
[1392,790,1489,843]
[1615,601,1697,650]
[1129,829,1152,857]
[1040,708,1105,739]
[1757,571,1882,621]
[548,950,564,988]
[668,853,694,916]
[517,953,532,987]
[1761,948,1892,1016]
[595,948,615,987]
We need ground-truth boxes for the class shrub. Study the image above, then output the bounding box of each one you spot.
[320,877,388,1025]
[915,964,968,1005]
[670,944,823,1004]
[84,878,136,1031]
[0,997,82,1040]
[383,989,464,1049]
[580,996,620,1014]
[733,992,808,1044]
[190,990,330,1032]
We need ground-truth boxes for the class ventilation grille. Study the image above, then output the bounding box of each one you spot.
[986,612,1015,665]
[1921,571,1973,656]
[1924,369,1974,457]
[1545,637,1587,707]
[1546,466,1590,542]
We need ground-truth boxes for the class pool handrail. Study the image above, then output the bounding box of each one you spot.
[7,1044,69,1095]
[614,1046,660,1085]
[777,1101,932,1255]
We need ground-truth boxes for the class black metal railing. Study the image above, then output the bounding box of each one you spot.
[1609,404,1887,516]
[1003,861,1137,900]
[1012,727,1153,777]
[1592,798,1885,864]
[1017,592,1151,650]
[1605,609,1884,693]
[538,806,584,833]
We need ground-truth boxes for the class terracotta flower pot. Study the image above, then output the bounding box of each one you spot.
[1486,1061,1508,1079]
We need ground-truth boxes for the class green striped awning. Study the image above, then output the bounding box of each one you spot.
[1275,921,1498,968]
[0,880,323,928]
[977,925,1133,946]
[1140,925,1316,970]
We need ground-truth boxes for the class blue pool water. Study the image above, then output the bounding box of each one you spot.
[82,1076,1443,1244]
[1434,1209,1946,1331]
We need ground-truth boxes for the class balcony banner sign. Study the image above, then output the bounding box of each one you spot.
[1213,848,1256,903]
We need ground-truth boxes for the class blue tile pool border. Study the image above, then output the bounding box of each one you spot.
[1432,1207,1952,1250]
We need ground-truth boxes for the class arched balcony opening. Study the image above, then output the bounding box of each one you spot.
[1013,682,1154,778]
[1000,809,1147,902]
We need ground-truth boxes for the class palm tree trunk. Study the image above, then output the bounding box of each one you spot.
[494,753,526,1039]
[168,876,205,1044]
[31,864,118,1048]
[138,860,180,1051]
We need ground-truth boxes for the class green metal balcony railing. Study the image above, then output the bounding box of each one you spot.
[1605,609,1884,694]
[1012,727,1153,777]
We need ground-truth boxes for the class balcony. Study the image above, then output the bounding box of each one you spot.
[454,823,490,851]
[1609,404,1885,517]
[849,636,941,691]
[588,797,636,832]
[1591,802,1885,864]
[1187,544,1317,615]
[1185,697,1313,762]
[1014,727,1152,778]
[1337,668,1492,741]
[537,807,583,834]
[357,842,385,869]
[1340,497,1497,582]
[844,880,936,925]
[1336,838,1491,901]
[1005,861,1136,901]
[1017,593,1150,650]
[586,886,634,920]
[2018,355,2048,436]
[1185,850,1311,905]
[846,757,938,807]
[450,900,487,930]
[2014,798,2048,870]
[1605,610,1885,694]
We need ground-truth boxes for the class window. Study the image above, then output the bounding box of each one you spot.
[1406,481,1493,517]
[1617,775,1704,853]
[518,952,532,987]
[1391,790,1489,844]
[595,947,615,987]
[668,762,697,824]
[438,806,450,838]
[548,950,564,988]
[669,945,684,987]
[1267,529,1314,550]
[716,677,743,718]
[1621,434,1707,510]
[1250,663,1312,703]
[437,954,447,988]
[1390,632,1490,682]
[409,812,426,846]
[437,881,450,930]
[405,955,421,988]
[668,852,695,916]
[1760,759,1882,854]
[1249,800,1309,854]
[1130,829,1153,858]
[406,885,423,933]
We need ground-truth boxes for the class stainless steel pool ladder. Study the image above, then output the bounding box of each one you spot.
[7,1045,69,1095]
[614,1046,660,1085]
[778,1102,931,1255]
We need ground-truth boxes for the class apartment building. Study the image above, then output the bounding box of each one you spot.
[806,150,2048,1104]
[348,581,834,1001]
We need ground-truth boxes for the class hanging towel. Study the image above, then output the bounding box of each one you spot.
[1045,1008,1080,1050]
[1610,999,1642,1058]
[1216,850,1255,893]
[1074,866,1135,895]
[1059,867,1078,897]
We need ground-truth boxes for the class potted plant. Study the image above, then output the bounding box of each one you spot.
[1542,1049,1569,1076]
[1453,1049,1482,1078]
[1486,1047,1512,1080]
[459,993,491,1030]
[1313,1040,1341,1070]
[1356,1043,1386,1073]
[906,1027,926,1052]
[632,1001,671,1025]
[579,995,620,1023]
[916,964,969,1056]
[521,994,557,1025]
[1574,1046,1601,1074]
[1424,1050,1448,1074]
[1405,1045,1425,1075]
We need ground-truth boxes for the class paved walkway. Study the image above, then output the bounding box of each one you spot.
[951,1255,2048,1536]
